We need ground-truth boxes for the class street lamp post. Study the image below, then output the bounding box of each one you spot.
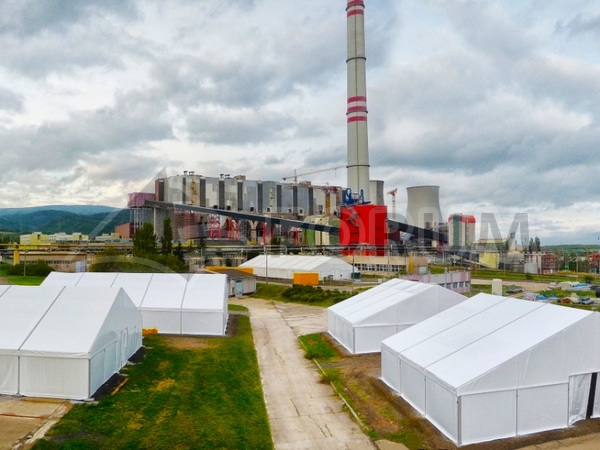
[264,243,268,285]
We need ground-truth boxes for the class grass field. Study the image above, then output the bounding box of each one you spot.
[32,315,273,450]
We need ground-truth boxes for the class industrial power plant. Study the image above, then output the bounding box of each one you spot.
[124,0,459,259]
[6,2,597,450]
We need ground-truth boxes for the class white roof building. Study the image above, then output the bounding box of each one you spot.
[0,285,142,400]
[328,279,467,354]
[239,254,355,281]
[42,272,229,336]
[381,293,600,446]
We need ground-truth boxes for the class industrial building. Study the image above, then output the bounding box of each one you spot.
[15,251,87,272]
[447,214,476,248]
[405,185,443,231]
[128,173,346,244]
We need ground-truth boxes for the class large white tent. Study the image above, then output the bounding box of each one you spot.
[0,285,142,400]
[239,255,355,281]
[381,293,600,446]
[328,279,467,354]
[42,272,229,335]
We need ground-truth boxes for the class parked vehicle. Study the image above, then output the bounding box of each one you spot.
[507,285,523,294]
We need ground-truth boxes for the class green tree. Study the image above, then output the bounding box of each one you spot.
[8,260,53,276]
[174,242,185,263]
[161,217,173,255]
[534,236,541,252]
[133,222,157,258]
[89,247,130,272]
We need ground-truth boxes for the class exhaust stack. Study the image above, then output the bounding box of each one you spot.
[346,0,370,202]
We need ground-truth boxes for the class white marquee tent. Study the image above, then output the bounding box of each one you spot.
[0,285,142,400]
[42,272,229,335]
[239,255,355,281]
[381,293,600,446]
[328,279,467,354]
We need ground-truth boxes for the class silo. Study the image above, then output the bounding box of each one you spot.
[406,185,442,229]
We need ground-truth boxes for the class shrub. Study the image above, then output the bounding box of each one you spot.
[8,260,53,277]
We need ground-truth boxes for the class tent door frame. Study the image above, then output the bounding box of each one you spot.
[587,372,598,419]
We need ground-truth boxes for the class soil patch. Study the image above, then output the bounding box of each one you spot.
[162,336,216,350]
[160,314,240,350]
[320,333,600,450]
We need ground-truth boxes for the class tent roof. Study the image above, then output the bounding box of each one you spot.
[110,272,154,307]
[240,254,353,271]
[141,273,189,309]
[382,293,506,356]
[387,293,595,392]
[184,274,228,311]
[42,272,228,311]
[0,285,141,357]
[19,287,128,355]
[428,301,591,390]
[329,279,466,326]
[0,286,64,351]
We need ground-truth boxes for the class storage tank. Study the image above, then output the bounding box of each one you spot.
[406,185,442,229]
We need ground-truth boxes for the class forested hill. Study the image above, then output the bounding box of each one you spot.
[0,206,130,236]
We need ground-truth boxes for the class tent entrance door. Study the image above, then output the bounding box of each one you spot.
[569,373,600,425]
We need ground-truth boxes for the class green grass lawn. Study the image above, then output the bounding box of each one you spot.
[0,263,45,286]
[33,316,273,450]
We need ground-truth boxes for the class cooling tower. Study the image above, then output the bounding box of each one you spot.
[406,185,442,229]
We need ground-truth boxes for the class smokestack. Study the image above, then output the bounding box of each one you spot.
[346,0,370,202]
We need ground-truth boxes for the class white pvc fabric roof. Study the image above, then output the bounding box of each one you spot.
[327,279,467,354]
[42,272,229,335]
[239,254,355,280]
[0,285,142,400]
[381,293,600,446]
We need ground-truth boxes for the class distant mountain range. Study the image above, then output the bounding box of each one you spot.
[0,205,130,237]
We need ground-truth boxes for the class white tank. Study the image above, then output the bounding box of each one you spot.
[406,185,442,229]
[492,279,503,296]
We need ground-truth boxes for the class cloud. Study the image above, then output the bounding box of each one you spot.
[0,0,138,38]
[0,88,23,111]
[0,0,598,244]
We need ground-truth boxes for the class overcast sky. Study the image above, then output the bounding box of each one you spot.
[0,0,599,245]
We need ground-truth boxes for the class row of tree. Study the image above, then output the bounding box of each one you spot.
[91,218,187,273]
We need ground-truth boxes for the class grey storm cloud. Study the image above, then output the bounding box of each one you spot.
[0,0,598,243]
[0,90,173,174]
[0,88,23,112]
[556,12,600,37]
[185,109,296,145]
[0,0,138,37]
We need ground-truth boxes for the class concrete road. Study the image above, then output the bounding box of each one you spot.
[233,297,377,450]
[0,397,70,450]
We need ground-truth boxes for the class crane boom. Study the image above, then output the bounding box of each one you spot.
[282,166,345,183]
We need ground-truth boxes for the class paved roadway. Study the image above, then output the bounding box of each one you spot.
[232,297,380,450]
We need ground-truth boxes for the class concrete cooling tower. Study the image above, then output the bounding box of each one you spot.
[406,185,442,229]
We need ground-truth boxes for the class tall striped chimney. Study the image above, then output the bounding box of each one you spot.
[346,0,370,202]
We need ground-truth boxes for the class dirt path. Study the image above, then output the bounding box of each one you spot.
[233,297,377,450]
[234,297,600,450]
